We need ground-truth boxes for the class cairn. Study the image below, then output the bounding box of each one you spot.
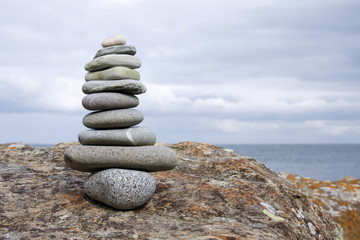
[64,35,178,210]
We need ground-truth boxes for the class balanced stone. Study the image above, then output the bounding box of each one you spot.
[85,66,140,81]
[84,169,156,210]
[101,35,126,48]
[94,45,136,58]
[82,92,139,111]
[83,109,143,129]
[78,126,156,146]
[64,145,178,172]
[85,55,141,72]
[82,80,146,95]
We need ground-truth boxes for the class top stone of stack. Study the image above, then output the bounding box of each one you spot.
[101,34,126,47]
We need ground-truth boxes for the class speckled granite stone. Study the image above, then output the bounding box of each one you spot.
[82,109,143,129]
[82,93,139,111]
[84,169,156,210]
[94,45,136,58]
[64,145,178,172]
[85,66,140,81]
[78,127,156,146]
[85,54,141,72]
[82,80,146,95]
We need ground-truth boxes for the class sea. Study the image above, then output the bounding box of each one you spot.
[30,143,359,181]
[219,144,360,181]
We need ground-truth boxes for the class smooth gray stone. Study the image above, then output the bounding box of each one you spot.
[82,93,139,110]
[94,45,136,58]
[85,66,140,81]
[84,169,156,210]
[101,34,126,47]
[83,109,143,129]
[64,145,178,172]
[85,54,141,72]
[82,80,146,95]
[78,127,156,146]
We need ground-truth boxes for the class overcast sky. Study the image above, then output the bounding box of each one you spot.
[1,0,360,145]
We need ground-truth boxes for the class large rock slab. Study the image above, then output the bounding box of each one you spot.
[78,126,156,146]
[82,80,146,95]
[0,142,345,239]
[85,66,140,81]
[83,109,143,129]
[84,169,156,210]
[64,145,178,172]
[94,45,136,58]
[85,54,141,72]
[82,92,139,110]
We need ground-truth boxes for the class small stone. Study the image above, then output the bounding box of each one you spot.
[78,126,156,146]
[82,80,146,95]
[85,55,141,72]
[64,145,178,172]
[83,109,143,129]
[82,92,139,110]
[101,35,126,47]
[84,168,156,210]
[85,66,140,81]
[94,45,136,58]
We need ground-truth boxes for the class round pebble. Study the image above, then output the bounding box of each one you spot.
[94,45,136,58]
[82,92,139,111]
[64,145,178,172]
[85,66,140,81]
[84,168,156,210]
[83,109,143,129]
[85,54,141,72]
[101,35,126,48]
[78,126,156,146]
[82,80,146,95]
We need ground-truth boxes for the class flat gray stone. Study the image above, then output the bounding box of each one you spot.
[82,92,139,110]
[64,145,178,172]
[84,168,156,210]
[82,80,146,95]
[94,45,136,58]
[85,66,140,81]
[101,35,126,47]
[83,109,143,129]
[78,126,156,146]
[85,54,141,72]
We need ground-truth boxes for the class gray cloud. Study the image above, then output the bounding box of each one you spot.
[0,0,359,144]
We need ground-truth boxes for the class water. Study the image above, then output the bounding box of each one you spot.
[219,144,360,181]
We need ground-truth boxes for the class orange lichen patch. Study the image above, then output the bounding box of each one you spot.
[337,207,360,240]
[284,173,360,239]
[58,193,90,209]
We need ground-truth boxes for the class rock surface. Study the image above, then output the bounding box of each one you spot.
[281,173,360,240]
[82,109,144,129]
[84,169,156,210]
[0,142,345,239]
[94,45,136,58]
[78,127,156,146]
[85,55,141,72]
[64,145,178,172]
[82,92,139,110]
[82,80,146,94]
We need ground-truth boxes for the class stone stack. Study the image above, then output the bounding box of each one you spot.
[64,35,178,210]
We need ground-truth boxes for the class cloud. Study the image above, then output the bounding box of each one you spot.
[0,0,359,143]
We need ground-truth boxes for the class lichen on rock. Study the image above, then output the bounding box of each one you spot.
[0,141,345,239]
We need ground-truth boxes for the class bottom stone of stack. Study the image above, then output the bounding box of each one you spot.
[64,145,178,172]
[84,168,156,210]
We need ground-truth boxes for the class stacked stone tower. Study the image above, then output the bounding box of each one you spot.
[64,35,178,210]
